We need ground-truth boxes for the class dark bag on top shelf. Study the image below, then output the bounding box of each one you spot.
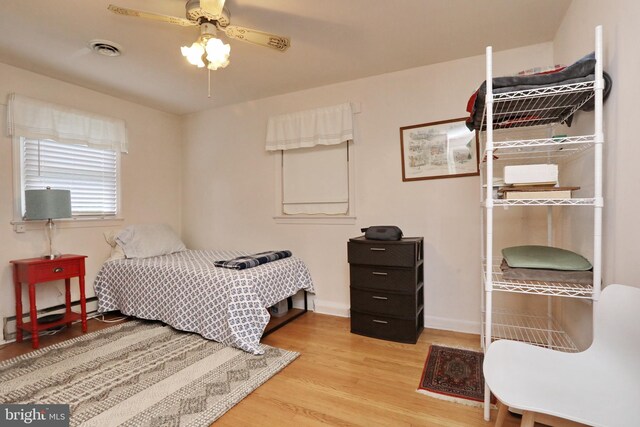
[361,226,403,241]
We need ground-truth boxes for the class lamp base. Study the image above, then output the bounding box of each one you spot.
[43,219,62,260]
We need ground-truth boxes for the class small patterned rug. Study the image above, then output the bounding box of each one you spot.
[417,344,494,407]
[0,320,298,426]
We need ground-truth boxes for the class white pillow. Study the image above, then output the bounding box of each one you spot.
[115,224,186,259]
[103,230,126,261]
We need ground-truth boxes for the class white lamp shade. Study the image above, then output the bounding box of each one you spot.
[24,189,72,220]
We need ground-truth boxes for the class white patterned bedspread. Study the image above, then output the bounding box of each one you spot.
[94,250,314,354]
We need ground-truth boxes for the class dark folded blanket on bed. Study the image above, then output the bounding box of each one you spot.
[500,259,593,285]
[214,250,292,270]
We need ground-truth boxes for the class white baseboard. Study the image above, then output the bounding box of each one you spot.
[424,315,481,335]
[313,299,350,317]
[312,303,482,331]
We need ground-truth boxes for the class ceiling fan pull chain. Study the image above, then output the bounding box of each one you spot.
[208,68,211,98]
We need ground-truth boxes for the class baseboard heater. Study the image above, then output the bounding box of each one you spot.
[2,297,98,342]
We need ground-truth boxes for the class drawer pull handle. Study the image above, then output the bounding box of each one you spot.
[370,248,386,251]
[372,272,388,276]
[372,296,388,300]
[53,267,64,273]
[372,319,388,324]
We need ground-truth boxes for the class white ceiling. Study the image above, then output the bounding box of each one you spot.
[0,0,572,115]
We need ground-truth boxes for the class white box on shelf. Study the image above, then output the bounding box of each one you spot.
[504,164,558,186]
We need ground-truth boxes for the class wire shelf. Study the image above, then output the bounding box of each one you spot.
[491,198,596,207]
[479,81,596,131]
[484,258,594,298]
[482,135,596,164]
[483,309,579,352]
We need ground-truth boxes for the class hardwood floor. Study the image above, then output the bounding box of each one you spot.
[0,312,526,426]
[0,313,126,360]
[239,313,523,427]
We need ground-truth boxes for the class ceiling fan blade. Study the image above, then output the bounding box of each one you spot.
[222,25,290,52]
[107,4,197,27]
[200,0,226,19]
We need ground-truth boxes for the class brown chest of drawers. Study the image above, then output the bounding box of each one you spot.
[348,236,424,343]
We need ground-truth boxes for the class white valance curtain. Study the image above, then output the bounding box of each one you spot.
[6,93,128,153]
[266,102,354,215]
[265,102,353,151]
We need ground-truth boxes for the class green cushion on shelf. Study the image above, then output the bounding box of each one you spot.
[502,245,592,271]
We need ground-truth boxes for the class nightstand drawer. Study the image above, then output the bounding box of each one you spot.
[350,288,415,317]
[350,310,420,343]
[350,265,416,292]
[31,259,81,282]
[348,238,421,267]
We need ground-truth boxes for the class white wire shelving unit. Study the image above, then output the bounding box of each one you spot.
[484,258,594,298]
[479,26,605,421]
[490,135,596,164]
[491,198,596,207]
[482,309,578,353]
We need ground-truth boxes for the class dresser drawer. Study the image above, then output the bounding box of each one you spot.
[348,240,418,267]
[350,288,415,317]
[350,265,416,293]
[350,310,420,344]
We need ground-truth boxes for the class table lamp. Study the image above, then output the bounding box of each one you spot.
[24,187,72,259]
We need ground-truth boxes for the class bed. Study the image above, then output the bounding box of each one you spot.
[465,52,612,131]
[94,225,314,355]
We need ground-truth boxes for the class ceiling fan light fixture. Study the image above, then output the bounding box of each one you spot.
[181,22,230,70]
[181,42,206,67]
[204,37,230,70]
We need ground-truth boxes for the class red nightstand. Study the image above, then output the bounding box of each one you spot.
[11,254,88,349]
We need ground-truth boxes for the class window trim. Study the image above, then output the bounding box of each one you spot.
[11,136,124,226]
[273,140,356,225]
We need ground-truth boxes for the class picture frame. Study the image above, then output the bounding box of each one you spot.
[400,117,479,182]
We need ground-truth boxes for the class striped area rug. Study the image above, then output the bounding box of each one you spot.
[0,320,298,426]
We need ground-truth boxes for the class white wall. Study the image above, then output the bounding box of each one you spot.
[0,62,183,337]
[182,43,554,333]
[552,0,640,348]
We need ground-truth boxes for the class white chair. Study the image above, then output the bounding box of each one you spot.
[483,284,640,427]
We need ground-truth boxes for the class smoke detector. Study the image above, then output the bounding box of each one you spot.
[88,39,123,57]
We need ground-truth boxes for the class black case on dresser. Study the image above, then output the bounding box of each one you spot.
[347,236,424,343]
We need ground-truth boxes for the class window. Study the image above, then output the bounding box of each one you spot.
[281,143,350,215]
[266,102,356,223]
[19,138,119,218]
[6,93,127,222]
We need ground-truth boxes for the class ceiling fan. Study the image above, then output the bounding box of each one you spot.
[108,0,290,71]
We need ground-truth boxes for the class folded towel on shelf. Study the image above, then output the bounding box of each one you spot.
[502,245,592,271]
[214,250,292,270]
[500,259,593,285]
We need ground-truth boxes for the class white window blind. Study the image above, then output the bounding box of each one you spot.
[23,139,118,217]
[282,143,349,215]
[266,102,354,216]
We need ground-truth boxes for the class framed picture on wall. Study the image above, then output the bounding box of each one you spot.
[400,117,479,181]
